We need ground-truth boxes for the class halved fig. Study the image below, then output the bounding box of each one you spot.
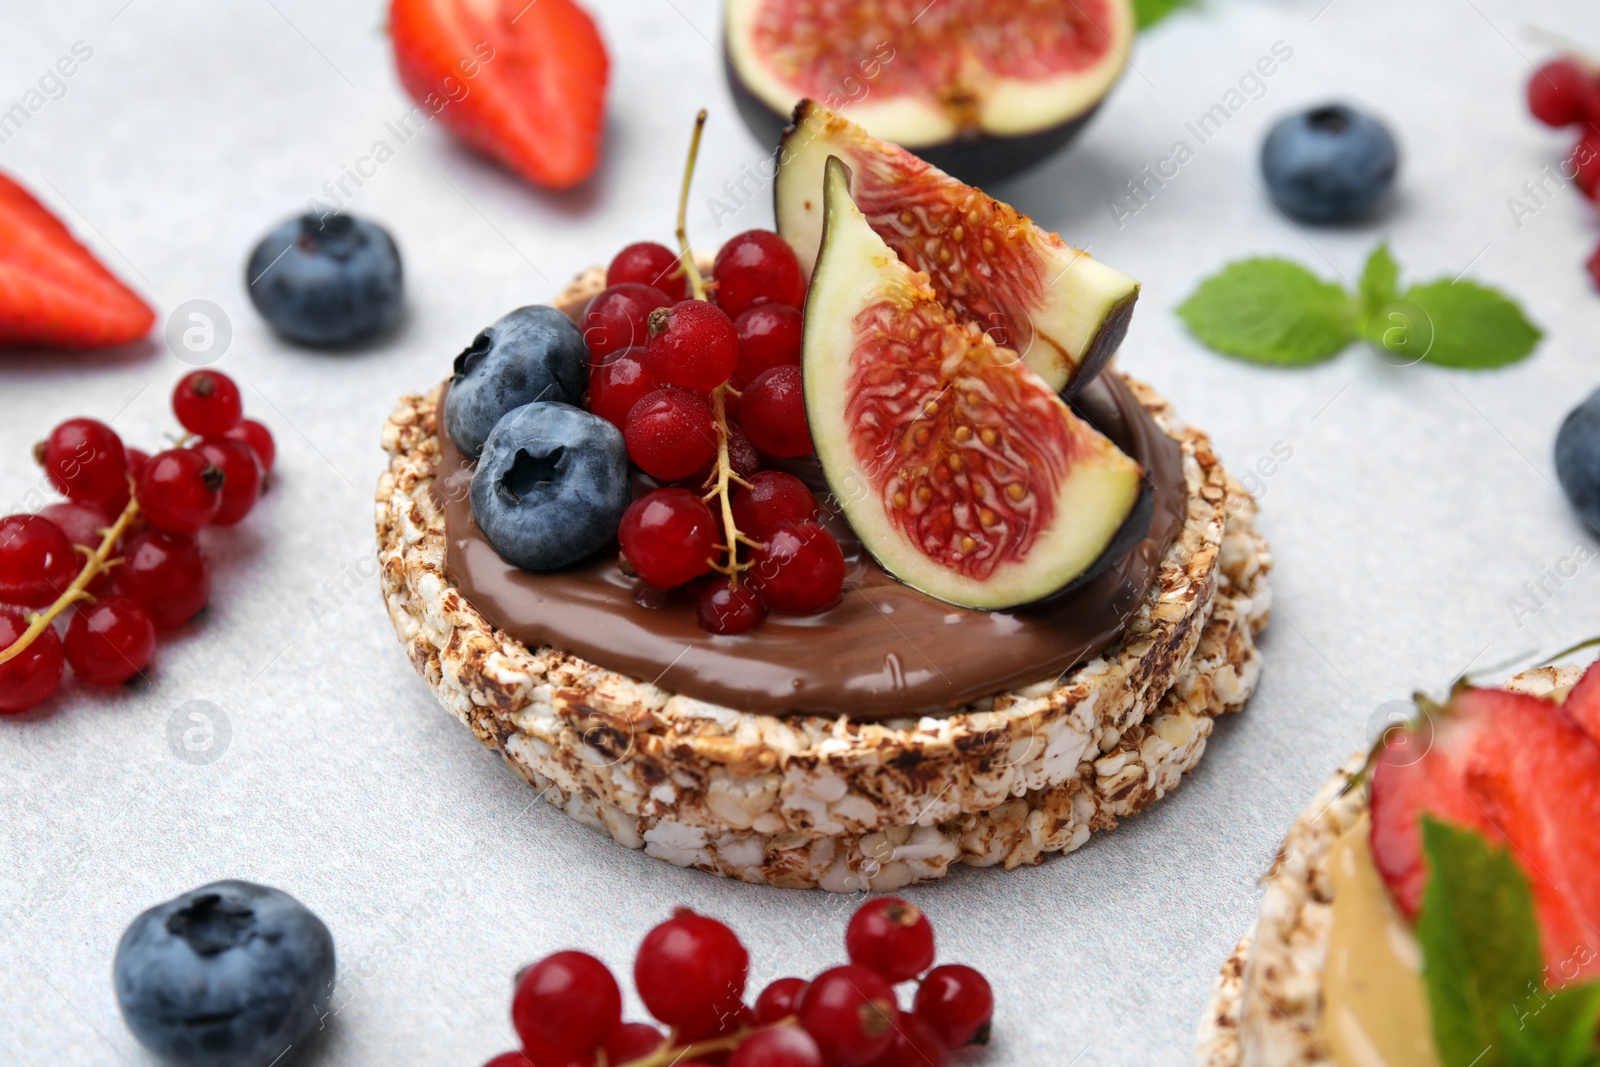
[804,156,1144,611]
[776,102,1138,396]
[724,0,1134,184]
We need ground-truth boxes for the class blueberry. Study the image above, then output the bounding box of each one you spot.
[471,402,631,571]
[114,880,335,1067]
[1261,105,1398,223]
[1557,388,1600,533]
[444,305,589,458]
[246,213,403,345]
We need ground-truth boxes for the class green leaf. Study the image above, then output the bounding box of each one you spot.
[1133,0,1196,29]
[1501,984,1600,1067]
[1403,279,1542,369]
[1177,258,1356,366]
[1418,818,1548,1067]
[1359,241,1400,323]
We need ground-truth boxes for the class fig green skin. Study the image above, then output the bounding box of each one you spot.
[726,53,1107,187]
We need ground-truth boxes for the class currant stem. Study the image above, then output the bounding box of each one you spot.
[618,1025,764,1067]
[708,386,746,586]
[675,109,710,303]
[0,495,140,665]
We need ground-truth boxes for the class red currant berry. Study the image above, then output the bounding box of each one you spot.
[125,447,152,482]
[749,520,844,613]
[588,347,659,430]
[64,594,155,686]
[728,1026,825,1067]
[224,419,276,473]
[624,388,717,481]
[618,489,718,589]
[697,577,765,635]
[114,529,210,627]
[0,515,79,607]
[727,423,762,481]
[193,438,262,526]
[135,449,224,533]
[608,241,688,301]
[911,965,993,1049]
[1573,129,1600,202]
[754,978,808,1024]
[480,1055,537,1067]
[845,898,936,983]
[863,1013,947,1067]
[645,300,740,392]
[0,606,64,714]
[731,472,818,539]
[713,230,806,318]
[37,501,112,551]
[512,951,622,1058]
[733,304,803,388]
[583,283,673,362]
[739,366,812,458]
[603,1021,666,1063]
[1526,59,1598,128]
[635,909,750,1040]
[172,370,243,436]
[796,965,896,1067]
[38,418,128,504]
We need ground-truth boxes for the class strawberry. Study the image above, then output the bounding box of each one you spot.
[389,0,609,191]
[1369,685,1600,981]
[1567,659,1600,746]
[0,171,155,348]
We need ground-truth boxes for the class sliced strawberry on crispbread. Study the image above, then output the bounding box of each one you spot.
[0,171,155,348]
[1369,683,1600,981]
[390,0,609,191]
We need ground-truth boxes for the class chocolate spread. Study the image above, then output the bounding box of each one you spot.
[434,373,1184,719]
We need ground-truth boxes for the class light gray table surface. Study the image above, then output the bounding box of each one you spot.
[2,0,1597,1062]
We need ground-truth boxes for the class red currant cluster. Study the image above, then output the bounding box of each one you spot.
[0,370,275,713]
[482,898,993,1067]
[1526,56,1600,287]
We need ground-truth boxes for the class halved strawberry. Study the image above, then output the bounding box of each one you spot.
[1369,685,1600,981]
[390,0,609,191]
[0,172,155,348]
[1565,659,1600,747]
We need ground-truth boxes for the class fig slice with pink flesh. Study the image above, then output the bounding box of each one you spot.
[803,155,1144,611]
[776,102,1139,396]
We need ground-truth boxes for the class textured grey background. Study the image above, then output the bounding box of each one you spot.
[1,0,1597,1063]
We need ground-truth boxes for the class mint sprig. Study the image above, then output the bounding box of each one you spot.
[1133,0,1196,29]
[1417,818,1600,1067]
[1178,243,1541,370]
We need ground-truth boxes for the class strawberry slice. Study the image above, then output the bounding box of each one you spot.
[0,172,155,348]
[1565,659,1600,747]
[1370,685,1600,981]
[390,0,609,191]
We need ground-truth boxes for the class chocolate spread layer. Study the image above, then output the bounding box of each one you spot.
[435,372,1184,719]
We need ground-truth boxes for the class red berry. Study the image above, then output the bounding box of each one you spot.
[646,300,740,392]
[193,438,262,526]
[225,418,276,474]
[726,422,762,480]
[0,606,63,714]
[583,283,673,362]
[125,448,151,483]
[603,1021,666,1063]
[0,515,79,607]
[481,1055,537,1067]
[728,1026,825,1067]
[864,1013,948,1067]
[846,898,936,983]
[731,472,818,539]
[713,230,807,318]
[64,594,155,686]
[1527,59,1597,127]
[38,418,128,504]
[1572,129,1600,201]
[512,951,622,1058]
[796,965,897,1067]
[113,529,210,627]
[618,488,718,589]
[135,449,224,533]
[739,366,812,458]
[911,965,993,1049]
[634,909,749,1039]
[172,370,243,436]
[749,520,844,613]
[697,577,765,635]
[608,241,688,301]
[733,304,803,388]
[754,978,808,1024]
[37,500,112,551]
[624,388,717,481]
[588,347,659,430]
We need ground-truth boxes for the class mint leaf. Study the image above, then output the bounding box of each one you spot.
[1177,258,1356,366]
[1133,0,1195,28]
[1359,241,1400,322]
[1418,818,1548,1067]
[1501,983,1600,1067]
[1404,279,1542,369]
